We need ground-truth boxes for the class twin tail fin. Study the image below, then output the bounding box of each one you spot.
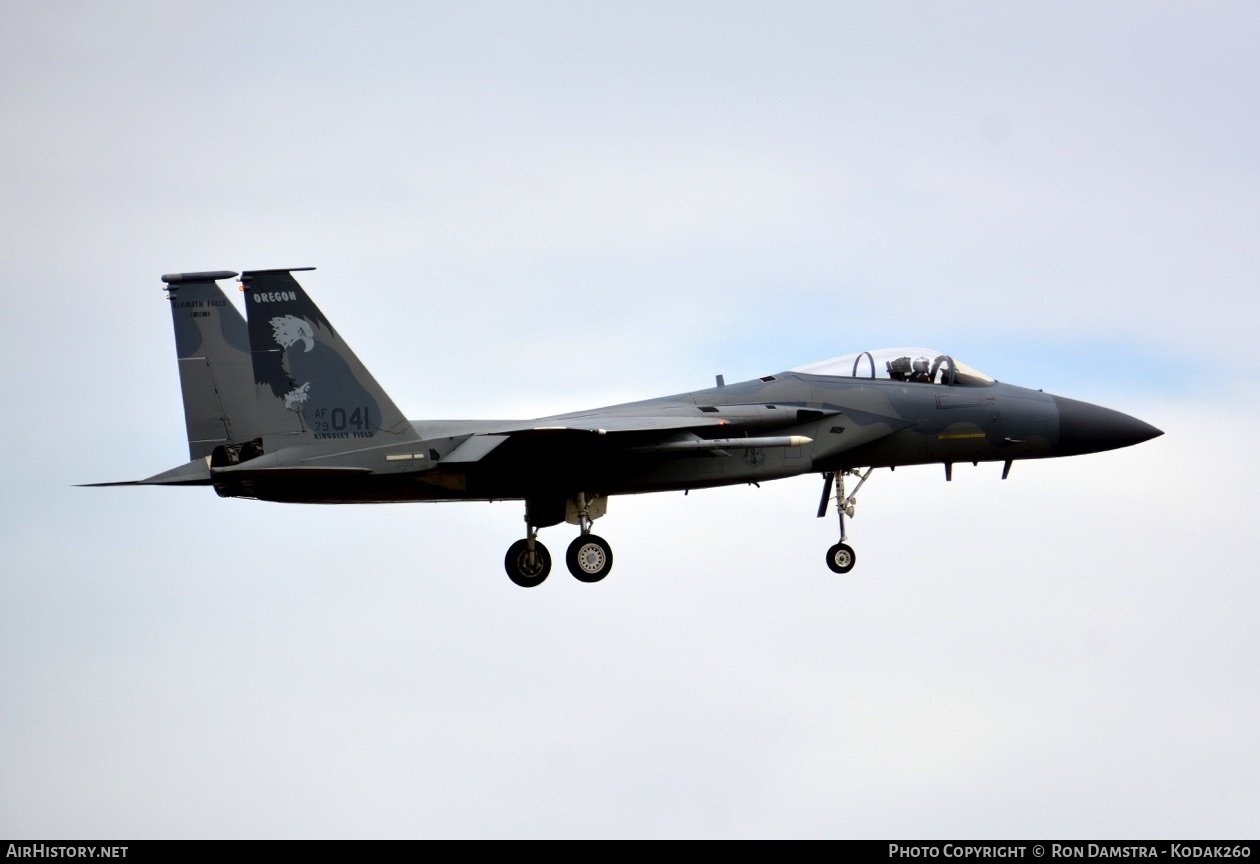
[166,267,418,469]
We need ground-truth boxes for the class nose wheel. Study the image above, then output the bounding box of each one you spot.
[826,542,856,574]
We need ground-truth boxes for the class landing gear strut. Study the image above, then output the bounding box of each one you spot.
[503,493,614,586]
[818,468,873,574]
[504,498,556,587]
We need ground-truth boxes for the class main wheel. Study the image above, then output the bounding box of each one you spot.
[505,539,551,587]
[826,542,856,574]
[566,534,613,583]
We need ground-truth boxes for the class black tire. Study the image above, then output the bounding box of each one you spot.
[566,534,613,583]
[505,538,551,587]
[826,542,856,574]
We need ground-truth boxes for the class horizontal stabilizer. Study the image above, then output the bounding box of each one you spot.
[210,465,373,478]
[79,458,213,487]
[207,446,375,475]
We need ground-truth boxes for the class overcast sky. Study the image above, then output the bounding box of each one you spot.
[1,0,1257,839]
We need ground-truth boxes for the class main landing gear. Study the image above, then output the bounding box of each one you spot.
[504,494,614,587]
[818,468,873,574]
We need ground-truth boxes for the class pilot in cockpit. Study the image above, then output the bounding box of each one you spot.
[910,356,933,383]
[888,355,937,383]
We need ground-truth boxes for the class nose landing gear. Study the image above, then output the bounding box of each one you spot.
[818,468,872,574]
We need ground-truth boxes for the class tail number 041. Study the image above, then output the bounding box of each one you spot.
[312,406,370,432]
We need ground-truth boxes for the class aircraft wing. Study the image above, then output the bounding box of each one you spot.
[507,414,737,433]
[439,415,734,463]
[437,403,909,465]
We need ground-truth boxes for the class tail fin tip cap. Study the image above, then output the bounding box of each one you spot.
[240,267,316,279]
[162,271,239,284]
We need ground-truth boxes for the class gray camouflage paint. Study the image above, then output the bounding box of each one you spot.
[99,269,1161,571]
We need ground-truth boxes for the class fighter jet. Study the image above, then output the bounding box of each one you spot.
[89,268,1163,587]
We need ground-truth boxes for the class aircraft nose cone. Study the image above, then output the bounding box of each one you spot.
[1051,395,1163,456]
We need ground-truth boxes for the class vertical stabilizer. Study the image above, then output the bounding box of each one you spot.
[240,268,419,450]
[163,271,258,460]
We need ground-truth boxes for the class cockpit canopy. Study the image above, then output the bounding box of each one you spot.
[791,347,995,386]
